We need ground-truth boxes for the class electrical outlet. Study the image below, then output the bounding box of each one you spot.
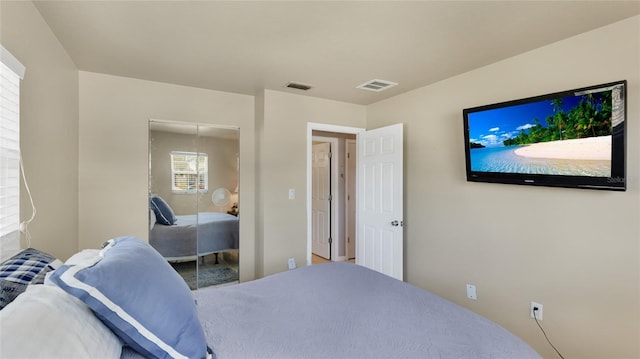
[466,284,477,300]
[288,258,296,270]
[531,301,543,320]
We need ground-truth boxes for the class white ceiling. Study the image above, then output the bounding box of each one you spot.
[34,1,640,105]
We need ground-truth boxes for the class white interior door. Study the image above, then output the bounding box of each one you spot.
[312,142,331,259]
[356,124,403,280]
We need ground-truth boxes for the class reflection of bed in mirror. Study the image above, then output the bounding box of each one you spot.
[149,212,239,262]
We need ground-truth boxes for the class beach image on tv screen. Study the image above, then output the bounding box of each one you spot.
[467,88,623,177]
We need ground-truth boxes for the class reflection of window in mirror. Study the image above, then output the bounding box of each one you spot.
[170,151,208,193]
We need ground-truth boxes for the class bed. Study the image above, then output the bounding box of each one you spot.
[149,212,239,261]
[0,237,541,359]
[195,261,541,358]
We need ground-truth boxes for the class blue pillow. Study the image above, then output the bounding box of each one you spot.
[150,195,176,225]
[49,237,208,359]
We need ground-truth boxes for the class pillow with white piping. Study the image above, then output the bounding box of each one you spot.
[0,283,122,359]
[149,195,176,225]
[65,249,101,265]
[44,249,101,285]
[49,236,209,359]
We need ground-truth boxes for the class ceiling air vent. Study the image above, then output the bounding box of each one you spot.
[356,79,398,92]
[285,82,313,91]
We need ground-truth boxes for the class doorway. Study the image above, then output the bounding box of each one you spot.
[307,123,405,281]
[306,123,363,266]
[311,135,355,263]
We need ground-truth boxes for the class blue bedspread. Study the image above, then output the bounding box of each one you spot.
[194,262,541,359]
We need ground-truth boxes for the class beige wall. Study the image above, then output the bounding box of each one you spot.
[258,90,366,276]
[149,130,238,215]
[0,1,79,260]
[79,80,366,280]
[78,72,256,281]
[367,16,640,359]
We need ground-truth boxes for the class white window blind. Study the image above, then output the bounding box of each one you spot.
[0,45,25,259]
[170,151,208,193]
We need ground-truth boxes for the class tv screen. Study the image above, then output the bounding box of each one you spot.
[463,80,626,191]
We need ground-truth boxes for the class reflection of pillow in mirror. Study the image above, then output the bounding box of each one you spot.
[149,195,176,225]
[149,208,156,230]
[50,237,208,359]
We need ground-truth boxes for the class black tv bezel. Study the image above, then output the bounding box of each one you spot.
[463,80,626,191]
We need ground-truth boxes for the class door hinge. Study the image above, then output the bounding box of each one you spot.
[328,151,332,159]
[328,237,333,244]
[328,194,332,201]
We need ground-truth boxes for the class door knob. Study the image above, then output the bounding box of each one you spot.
[391,220,400,227]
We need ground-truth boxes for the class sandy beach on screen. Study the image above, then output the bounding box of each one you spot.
[514,135,611,160]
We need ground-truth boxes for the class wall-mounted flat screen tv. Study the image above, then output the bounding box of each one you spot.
[463,81,626,191]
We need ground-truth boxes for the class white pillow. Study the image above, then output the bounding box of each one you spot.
[0,284,122,359]
[65,249,101,265]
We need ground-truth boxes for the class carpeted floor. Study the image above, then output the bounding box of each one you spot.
[170,252,239,290]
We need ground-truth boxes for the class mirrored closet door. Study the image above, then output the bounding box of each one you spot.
[149,120,239,290]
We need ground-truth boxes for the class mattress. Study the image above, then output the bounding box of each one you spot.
[194,262,541,359]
